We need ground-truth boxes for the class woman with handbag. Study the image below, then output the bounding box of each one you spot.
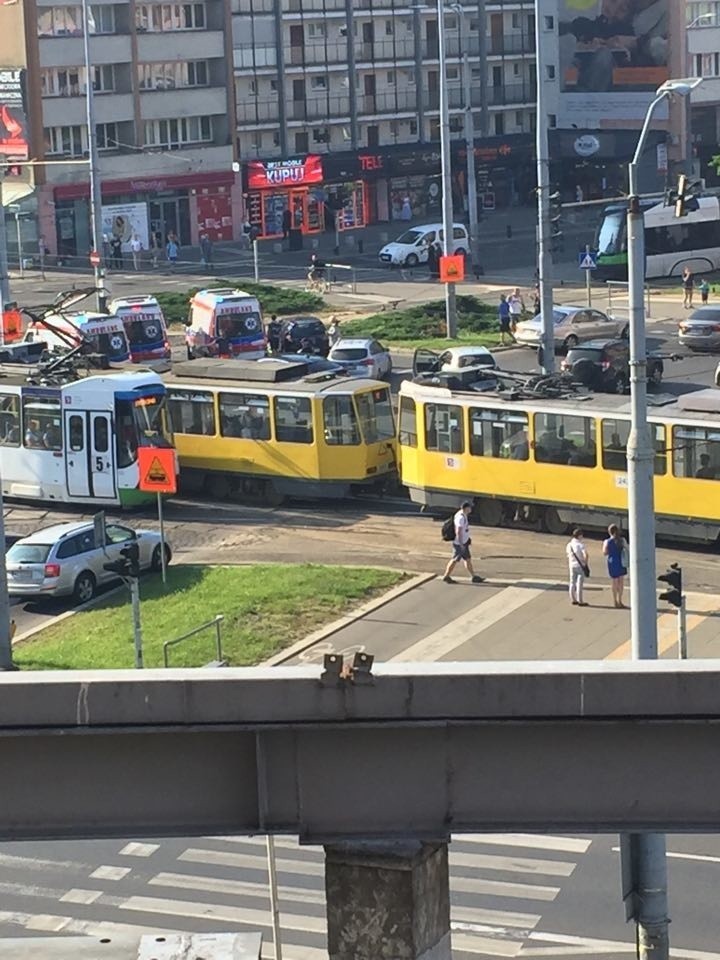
[566,527,590,607]
[603,523,628,609]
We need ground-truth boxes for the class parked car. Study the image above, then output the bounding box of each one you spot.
[560,339,664,393]
[328,338,392,379]
[280,316,329,356]
[412,346,497,377]
[514,306,628,351]
[5,521,171,604]
[378,223,469,267]
[678,307,720,352]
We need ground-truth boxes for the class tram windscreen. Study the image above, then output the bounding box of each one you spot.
[596,209,627,256]
[354,388,395,444]
[115,393,172,468]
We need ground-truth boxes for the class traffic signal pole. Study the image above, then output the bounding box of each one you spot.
[130,578,144,670]
[677,596,687,659]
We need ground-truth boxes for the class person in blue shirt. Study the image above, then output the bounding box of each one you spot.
[498,294,515,345]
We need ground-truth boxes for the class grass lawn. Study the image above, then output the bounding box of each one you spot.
[14,564,405,671]
[388,331,502,351]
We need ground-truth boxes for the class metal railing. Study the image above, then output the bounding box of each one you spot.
[325,261,357,293]
[606,280,652,319]
[163,615,225,668]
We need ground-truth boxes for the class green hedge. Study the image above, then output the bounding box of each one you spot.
[341,296,496,341]
[154,282,323,325]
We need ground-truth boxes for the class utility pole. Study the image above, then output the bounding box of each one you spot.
[437,0,457,338]
[534,6,554,374]
[0,169,13,671]
[130,578,143,670]
[413,0,426,142]
[81,0,104,310]
[453,3,480,277]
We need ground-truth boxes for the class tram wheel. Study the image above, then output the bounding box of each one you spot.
[476,498,503,527]
[206,474,232,500]
[542,507,567,536]
[262,482,285,507]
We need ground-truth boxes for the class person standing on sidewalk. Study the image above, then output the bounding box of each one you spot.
[682,267,694,308]
[498,294,516,345]
[508,287,525,334]
[130,234,143,271]
[38,235,47,280]
[602,523,628,608]
[442,501,484,585]
[200,234,214,271]
[566,527,589,607]
[166,232,180,274]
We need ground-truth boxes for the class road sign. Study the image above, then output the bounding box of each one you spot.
[439,254,465,283]
[578,250,598,270]
[138,447,177,494]
[89,250,100,267]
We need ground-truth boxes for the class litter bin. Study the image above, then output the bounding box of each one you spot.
[288,228,303,251]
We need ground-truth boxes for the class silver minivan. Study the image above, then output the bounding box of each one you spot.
[378,223,469,267]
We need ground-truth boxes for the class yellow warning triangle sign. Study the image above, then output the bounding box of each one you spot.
[145,456,169,485]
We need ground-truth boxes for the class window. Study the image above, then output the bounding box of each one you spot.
[601,419,666,475]
[40,67,82,97]
[106,525,135,544]
[274,396,313,444]
[672,425,720,480]
[138,60,209,90]
[37,4,115,36]
[444,14,457,29]
[494,113,505,136]
[168,389,215,436]
[355,388,394,444]
[144,115,212,149]
[136,3,206,31]
[387,70,395,85]
[310,75,326,89]
[424,403,464,454]
[446,66,459,82]
[91,4,116,33]
[219,393,271,440]
[548,113,557,127]
[93,64,115,93]
[22,396,62,451]
[0,393,20,446]
[470,408,529,459]
[96,122,118,151]
[312,127,330,143]
[399,396,417,447]
[56,538,80,560]
[512,12,521,28]
[385,19,393,35]
[323,396,360,446]
[308,22,325,37]
[513,63,521,77]
[449,116,463,133]
[534,413,595,467]
[409,119,418,135]
[515,110,523,127]
[645,220,720,256]
[44,125,85,156]
[295,131,309,153]
[94,417,109,453]
[270,78,278,91]
[546,64,556,79]
[406,69,415,85]
[68,415,84,451]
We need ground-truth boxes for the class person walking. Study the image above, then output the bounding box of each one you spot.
[498,294,516,345]
[150,231,161,269]
[442,501,484,585]
[200,234,214,271]
[508,287,525,333]
[328,315,341,347]
[700,277,710,304]
[566,527,589,607]
[602,523,628,608]
[109,235,123,270]
[682,266,694,308]
[166,232,180,274]
[130,233,142,271]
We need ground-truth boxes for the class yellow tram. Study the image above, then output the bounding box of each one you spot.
[164,359,396,503]
[399,379,720,544]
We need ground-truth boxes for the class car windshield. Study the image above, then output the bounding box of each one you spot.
[133,393,172,446]
[332,348,368,361]
[7,543,51,564]
[125,317,164,345]
[354,387,395,443]
[395,230,423,245]
[216,311,262,339]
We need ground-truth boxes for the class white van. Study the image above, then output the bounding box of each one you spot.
[23,312,130,363]
[378,223,469,267]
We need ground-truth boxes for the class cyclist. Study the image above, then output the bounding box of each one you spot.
[307,253,326,291]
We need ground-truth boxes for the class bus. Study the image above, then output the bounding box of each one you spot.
[0,367,174,507]
[595,196,720,281]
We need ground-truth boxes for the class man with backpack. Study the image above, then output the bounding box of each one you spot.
[441,501,484,584]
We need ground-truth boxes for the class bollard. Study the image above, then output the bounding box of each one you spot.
[273,242,282,255]
[358,239,364,254]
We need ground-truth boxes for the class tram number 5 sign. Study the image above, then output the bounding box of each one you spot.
[138,447,177,494]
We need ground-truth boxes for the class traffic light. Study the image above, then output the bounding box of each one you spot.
[673,174,700,218]
[549,190,563,253]
[103,541,140,579]
[658,563,682,608]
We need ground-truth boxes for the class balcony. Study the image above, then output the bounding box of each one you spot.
[141,87,229,121]
[136,30,225,62]
[357,89,418,114]
[41,92,134,127]
[487,82,536,105]
[234,44,277,69]
[422,34,535,59]
[488,35,535,55]
[287,96,350,120]
[39,33,131,68]
[237,99,283,124]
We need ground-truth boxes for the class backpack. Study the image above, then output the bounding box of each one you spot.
[441,515,456,542]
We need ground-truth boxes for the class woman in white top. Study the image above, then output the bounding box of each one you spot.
[566,527,589,606]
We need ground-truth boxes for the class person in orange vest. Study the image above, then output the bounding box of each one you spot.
[2,303,23,343]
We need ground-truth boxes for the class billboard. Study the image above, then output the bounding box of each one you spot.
[101,202,149,251]
[246,155,323,190]
[0,68,28,159]
[558,0,669,125]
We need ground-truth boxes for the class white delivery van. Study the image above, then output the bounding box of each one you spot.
[378,222,469,267]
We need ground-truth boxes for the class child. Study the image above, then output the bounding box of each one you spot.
[700,278,710,305]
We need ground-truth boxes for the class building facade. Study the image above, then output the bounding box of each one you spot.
[686,0,720,186]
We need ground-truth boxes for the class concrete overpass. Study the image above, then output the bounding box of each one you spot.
[2,660,720,959]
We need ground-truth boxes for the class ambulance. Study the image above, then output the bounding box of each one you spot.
[185,288,266,360]
[23,312,130,363]
[109,296,171,363]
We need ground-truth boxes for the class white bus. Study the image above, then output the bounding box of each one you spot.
[595,196,720,280]
[0,367,174,507]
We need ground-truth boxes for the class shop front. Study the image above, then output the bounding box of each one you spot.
[551,130,668,201]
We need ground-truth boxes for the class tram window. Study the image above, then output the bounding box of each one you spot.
[115,400,138,468]
[22,397,62,451]
[672,425,720,480]
[601,419,666,475]
[0,393,20,446]
[399,396,417,447]
[355,388,395,444]
[323,396,360,445]
[69,415,84,452]
[424,403,464,454]
[219,392,271,440]
[470,408,528,459]
[274,396,313,444]
[534,413,596,467]
[94,417,109,453]
[168,389,215,436]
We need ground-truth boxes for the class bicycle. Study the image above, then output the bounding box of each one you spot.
[305,271,329,294]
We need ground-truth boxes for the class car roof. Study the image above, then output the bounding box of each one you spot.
[332,338,379,348]
[446,346,492,356]
[688,307,720,320]
[395,223,466,232]
[568,339,624,350]
[13,521,96,544]
[285,316,323,324]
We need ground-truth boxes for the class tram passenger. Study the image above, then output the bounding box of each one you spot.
[42,422,62,450]
[696,453,716,480]
[509,428,529,460]
[24,419,43,448]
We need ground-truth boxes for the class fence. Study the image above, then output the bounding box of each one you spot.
[606,280,652,319]
[162,615,225,668]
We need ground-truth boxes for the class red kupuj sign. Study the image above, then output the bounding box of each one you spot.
[247,155,323,190]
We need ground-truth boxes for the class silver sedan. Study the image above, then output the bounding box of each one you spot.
[679,308,720,352]
[514,305,629,351]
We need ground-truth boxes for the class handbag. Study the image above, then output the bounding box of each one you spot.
[571,548,590,578]
[620,541,629,570]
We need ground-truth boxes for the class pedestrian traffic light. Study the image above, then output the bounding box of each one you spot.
[658,563,682,608]
[549,191,563,253]
[103,541,141,579]
[673,174,700,218]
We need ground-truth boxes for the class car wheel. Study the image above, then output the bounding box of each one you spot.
[405,253,419,267]
[73,571,96,605]
[455,247,466,258]
[614,373,628,394]
[151,543,171,572]
[563,335,579,351]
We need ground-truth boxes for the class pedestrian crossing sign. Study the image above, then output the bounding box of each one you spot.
[578,251,598,270]
[138,446,177,494]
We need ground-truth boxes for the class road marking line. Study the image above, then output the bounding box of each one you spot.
[59,888,103,904]
[90,865,132,881]
[612,845,720,865]
[391,583,545,662]
[120,895,327,934]
[179,848,325,876]
[455,834,591,854]
[149,871,326,906]
[526,928,720,960]
[0,852,90,873]
[118,842,160,858]
[606,591,720,660]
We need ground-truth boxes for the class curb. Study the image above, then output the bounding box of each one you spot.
[262,571,436,667]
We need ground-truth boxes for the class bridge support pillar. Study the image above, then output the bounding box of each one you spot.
[324,840,451,960]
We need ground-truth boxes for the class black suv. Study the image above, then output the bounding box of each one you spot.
[280,316,329,356]
[561,339,664,394]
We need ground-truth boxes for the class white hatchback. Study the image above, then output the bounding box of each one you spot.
[378,223,469,267]
[328,338,392,379]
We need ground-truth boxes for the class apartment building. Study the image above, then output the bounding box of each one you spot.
[23,0,236,259]
[232,0,538,238]
[686,0,720,184]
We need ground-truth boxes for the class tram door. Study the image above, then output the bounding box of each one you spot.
[65,411,91,498]
[90,413,116,499]
[64,411,116,499]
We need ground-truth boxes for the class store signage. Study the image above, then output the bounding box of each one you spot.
[573,135,601,157]
[0,68,28,160]
[247,155,323,189]
[359,154,384,171]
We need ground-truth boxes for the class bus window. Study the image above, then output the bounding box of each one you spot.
[274,396,313,444]
[168,390,216,436]
[354,388,394,444]
[0,393,20,446]
[22,397,62,451]
[219,393,271,440]
[398,396,417,448]
[672,425,720,480]
[601,420,666,475]
[323,396,360,445]
[424,403,464,454]
[534,413,595,467]
[470,408,528,459]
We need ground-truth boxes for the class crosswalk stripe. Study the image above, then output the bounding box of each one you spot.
[454,834,592,854]
[606,591,720,660]
[452,904,540,929]
[0,852,90,873]
[179,847,325,876]
[450,875,559,902]
[149,870,326,906]
[391,584,545,662]
[0,908,174,938]
[449,851,576,877]
[120,894,327,935]
[452,929,524,957]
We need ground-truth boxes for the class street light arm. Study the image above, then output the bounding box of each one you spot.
[629,92,669,195]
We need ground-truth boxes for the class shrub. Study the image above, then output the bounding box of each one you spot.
[341,296,496,341]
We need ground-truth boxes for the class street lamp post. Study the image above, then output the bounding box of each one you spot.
[452,3,481,277]
[437,0,457,338]
[534,9,555,373]
[625,77,700,960]
[81,0,105,310]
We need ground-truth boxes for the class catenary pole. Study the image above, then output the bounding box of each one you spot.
[0,176,12,670]
[81,0,104,310]
[534,1,555,373]
[437,0,457,338]
[454,3,480,276]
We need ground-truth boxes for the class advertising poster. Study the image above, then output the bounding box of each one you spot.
[0,68,28,159]
[246,155,323,190]
[101,202,149,251]
[558,0,669,124]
